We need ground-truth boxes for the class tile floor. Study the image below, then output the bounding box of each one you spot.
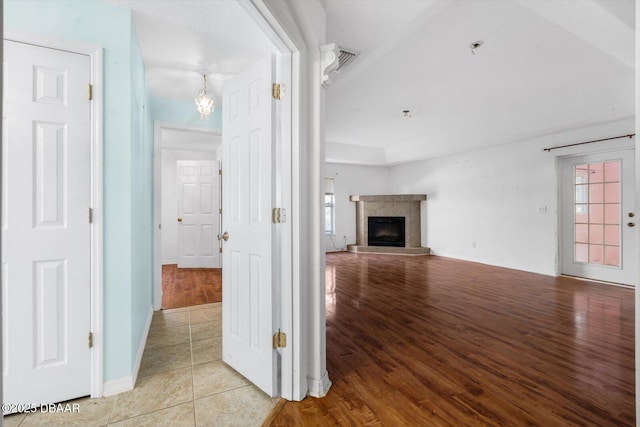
[3,303,277,426]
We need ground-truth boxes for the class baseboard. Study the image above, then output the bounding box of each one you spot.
[103,305,153,397]
[132,305,154,385]
[103,376,134,397]
[162,260,177,265]
[307,370,332,398]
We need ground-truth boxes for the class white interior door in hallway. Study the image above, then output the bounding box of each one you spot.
[560,148,637,286]
[2,40,92,409]
[221,55,278,396]
[176,160,220,268]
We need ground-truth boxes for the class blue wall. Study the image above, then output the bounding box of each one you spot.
[5,0,153,383]
[129,24,154,371]
[151,95,222,129]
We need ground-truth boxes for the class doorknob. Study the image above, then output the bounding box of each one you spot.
[217,231,229,241]
[628,222,636,228]
[629,212,636,218]
[177,217,183,223]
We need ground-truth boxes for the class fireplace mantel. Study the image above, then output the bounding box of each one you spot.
[349,194,426,203]
[347,194,430,255]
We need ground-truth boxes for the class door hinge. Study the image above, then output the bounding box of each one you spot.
[272,208,287,224]
[272,83,284,100]
[272,329,287,349]
[88,84,93,101]
[88,332,93,349]
[88,207,93,224]
[219,247,222,254]
[219,169,222,176]
[219,208,222,214]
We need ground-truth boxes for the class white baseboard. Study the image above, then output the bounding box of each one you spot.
[103,376,134,397]
[104,305,153,397]
[162,259,177,265]
[307,370,332,398]
[132,305,154,385]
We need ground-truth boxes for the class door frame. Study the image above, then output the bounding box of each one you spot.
[558,147,636,286]
[152,0,328,401]
[3,29,104,398]
[244,0,332,400]
[554,138,636,281]
[153,122,221,310]
[241,1,298,400]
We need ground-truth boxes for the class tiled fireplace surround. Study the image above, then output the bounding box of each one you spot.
[347,194,430,255]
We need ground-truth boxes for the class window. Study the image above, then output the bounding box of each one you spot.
[574,161,621,267]
[324,178,335,235]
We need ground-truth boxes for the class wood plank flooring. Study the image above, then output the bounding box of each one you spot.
[162,264,222,309]
[267,252,634,426]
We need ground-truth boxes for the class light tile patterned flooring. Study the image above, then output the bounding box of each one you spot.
[4,303,276,426]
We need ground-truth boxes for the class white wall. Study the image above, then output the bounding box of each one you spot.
[388,119,635,276]
[324,163,391,252]
[161,149,217,264]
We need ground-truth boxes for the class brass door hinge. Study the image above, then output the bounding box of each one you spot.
[219,247,222,254]
[272,329,287,349]
[88,84,93,101]
[219,169,222,176]
[88,207,93,224]
[88,332,93,349]
[272,208,287,224]
[272,83,283,100]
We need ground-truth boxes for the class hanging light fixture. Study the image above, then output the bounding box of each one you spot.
[194,74,214,119]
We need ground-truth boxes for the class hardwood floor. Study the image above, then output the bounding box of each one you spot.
[267,252,634,426]
[162,264,222,309]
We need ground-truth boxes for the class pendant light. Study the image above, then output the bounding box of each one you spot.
[194,74,214,119]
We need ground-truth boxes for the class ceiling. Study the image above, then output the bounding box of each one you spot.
[324,0,635,165]
[110,0,634,165]
[107,0,274,106]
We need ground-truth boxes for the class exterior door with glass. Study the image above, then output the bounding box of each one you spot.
[560,149,636,286]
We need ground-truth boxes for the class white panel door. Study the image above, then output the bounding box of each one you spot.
[561,149,637,286]
[2,40,91,408]
[177,160,220,268]
[221,56,276,396]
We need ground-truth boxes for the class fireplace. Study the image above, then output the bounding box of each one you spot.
[348,194,429,255]
[368,217,405,247]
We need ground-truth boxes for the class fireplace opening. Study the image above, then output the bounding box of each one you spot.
[368,216,405,247]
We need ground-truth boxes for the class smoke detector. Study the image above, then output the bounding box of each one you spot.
[470,41,484,55]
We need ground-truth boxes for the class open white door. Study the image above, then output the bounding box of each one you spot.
[221,55,277,396]
[2,40,92,409]
[177,160,220,268]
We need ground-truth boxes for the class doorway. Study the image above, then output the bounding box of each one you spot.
[560,148,637,286]
[157,126,222,309]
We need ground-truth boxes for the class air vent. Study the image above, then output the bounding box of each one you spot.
[335,48,359,73]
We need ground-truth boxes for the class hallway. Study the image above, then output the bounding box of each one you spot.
[4,303,275,426]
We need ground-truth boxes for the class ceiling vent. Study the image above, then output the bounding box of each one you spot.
[335,48,359,73]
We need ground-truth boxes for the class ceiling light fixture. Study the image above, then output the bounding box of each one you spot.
[470,40,484,55]
[195,74,214,119]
